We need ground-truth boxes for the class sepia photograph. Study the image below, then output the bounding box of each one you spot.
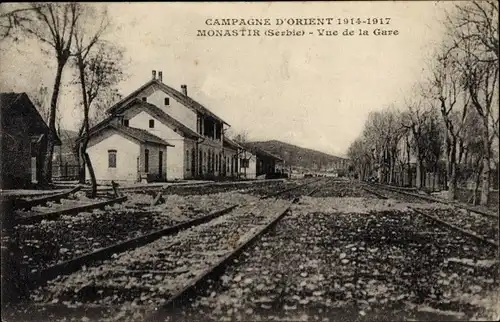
[0,1,499,321]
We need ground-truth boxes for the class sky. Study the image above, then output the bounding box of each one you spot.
[0,2,453,157]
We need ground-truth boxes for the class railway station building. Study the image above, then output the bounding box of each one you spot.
[86,71,278,183]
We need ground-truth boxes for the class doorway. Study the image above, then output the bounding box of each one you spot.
[159,150,163,179]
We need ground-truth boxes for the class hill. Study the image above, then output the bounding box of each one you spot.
[245,140,349,171]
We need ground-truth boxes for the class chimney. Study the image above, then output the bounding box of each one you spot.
[152,70,156,80]
[158,71,163,82]
[181,84,187,96]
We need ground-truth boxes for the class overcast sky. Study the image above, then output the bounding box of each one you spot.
[0,2,453,157]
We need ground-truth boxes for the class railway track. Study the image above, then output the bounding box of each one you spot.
[3,178,328,322]
[10,186,83,211]
[86,178,289,196]
[167,188,498,321]
[7,180,314,278]
[364,184,499,248]
[373,183,498,218]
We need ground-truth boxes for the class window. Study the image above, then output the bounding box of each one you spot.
[144,149,149,173]
[149,119,155,128]
[164,97,170,106]
[108,150,117,168]
[186,149,190,171]
[142,97,147,102]
[123,119,129,127]
[240,158,249,168]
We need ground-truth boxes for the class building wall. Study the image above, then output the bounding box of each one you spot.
[126,108,185,180]
[239,153,257,179]
[197,139,226,178]
[116,83,232,180]
[87,130,140,182]
[127,83,198,131]
[1,109,34,188]
[184,139,197,179]
[166,139,184,180]
[224,147,239,177]
[138,143,168,181]
[256,156,277,176]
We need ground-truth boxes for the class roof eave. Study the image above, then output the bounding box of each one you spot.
[106,79,156,114]
[145,140,175,147]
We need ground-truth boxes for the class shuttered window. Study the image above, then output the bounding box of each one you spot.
[108,150,117,168]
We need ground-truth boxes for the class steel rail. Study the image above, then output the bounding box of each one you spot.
[373,183,498,218]
[11,186,83,210]
[410,207,499,248]
[81,178,287,195]
[24,179,325,290]
[361,186,389,200]
[260,177,323,199]
[145,180,325,321]
[17,196,128,225]
[363,184,498,248]
[12,179,326,320]
[26,205,239,289]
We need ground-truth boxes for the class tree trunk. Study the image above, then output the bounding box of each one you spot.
[389,153,396,185]
[473,159,483,205]
[416,159,422,189]
[42,60,66,185]
[78,143,86,183]
[480,153,490,206]
[415,144,423,189]
[479,124,491,206]
[448,162,457,201]
[76,124,86,183]
[406,135,412,187]
[83,151,97,198]
[447,138,457,201]
[77,57,98,197]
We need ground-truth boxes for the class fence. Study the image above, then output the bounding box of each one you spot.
[52,163,79,181]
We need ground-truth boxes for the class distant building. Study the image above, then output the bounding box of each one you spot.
[223,137,243,178]
[239,142,284,179]
[0,92,61,188]
[52,129,80,181]
[238,148,257,179]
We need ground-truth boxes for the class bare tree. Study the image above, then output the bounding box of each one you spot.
[231,130,249,144]
[347,138,374,181]
[362,108,406,184]
[445,0,499,205]
[1,3,80,184]
[71,5,124,197]
[400,99,435,189]
[362,111,387,182]
[427,49,469,200]
[90,88,122,127]
[30,84,63,136]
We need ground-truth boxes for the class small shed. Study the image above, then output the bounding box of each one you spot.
[0,92,61,188]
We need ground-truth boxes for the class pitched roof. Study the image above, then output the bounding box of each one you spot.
[107,79,229,125]
[240,141,284,161]
[113,98,202,139]
[1,92,61,145]
[223,136,244,150]
[83,123,174,147]
[113,125,174,146]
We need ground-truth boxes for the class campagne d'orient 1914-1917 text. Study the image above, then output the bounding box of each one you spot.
[197,17,400,37]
